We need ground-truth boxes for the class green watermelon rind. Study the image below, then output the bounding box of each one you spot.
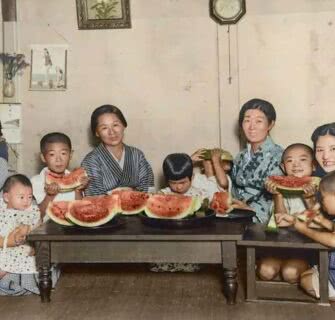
[65,211,117,227]
[46,202,73,226]
[144,196,199,220]
[271,176,320,193]
[265,211,278,233]
[121,204,147,215]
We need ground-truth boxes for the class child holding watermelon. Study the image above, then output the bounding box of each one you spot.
[31,132,89,221]
[0,174,59,295]
[258,143,318,284]
[277,171,335,301]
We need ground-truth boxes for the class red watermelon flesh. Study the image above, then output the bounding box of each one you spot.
[268,176,315,189]
[84,194,121,215]
[145,194,194,219]
[296,209,318,222]
[45,167,87,192]
[210,192,232,214]
[47,201,73,226]
[112,190,149,214]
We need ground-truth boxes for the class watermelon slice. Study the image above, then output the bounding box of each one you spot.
[268,176,320,193]
[210,192,233,215]
[296,209,318,222]
[65,195,120,227]
[45,167,88,192]
[201,149,233,161]
[46,201,73,226]
[111,189,149,215]
[144,194,201,219]
[265,211,278,233]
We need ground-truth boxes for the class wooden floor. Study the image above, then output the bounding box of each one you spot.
[0,264,334,320]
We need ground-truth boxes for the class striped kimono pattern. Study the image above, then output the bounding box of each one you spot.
[81,143,154,196]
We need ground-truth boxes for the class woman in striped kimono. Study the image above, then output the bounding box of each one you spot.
[81,105,154,196]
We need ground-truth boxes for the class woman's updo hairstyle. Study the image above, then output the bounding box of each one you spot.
[238,98,276,127]
[91,104,127,135]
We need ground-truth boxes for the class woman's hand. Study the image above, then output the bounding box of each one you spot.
[265,178,280,195]
[191,149,206,163]
[231,198,253,211]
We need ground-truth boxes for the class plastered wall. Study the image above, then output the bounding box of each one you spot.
[8,0,335,188]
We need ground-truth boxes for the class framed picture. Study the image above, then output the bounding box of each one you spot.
[76,0,131,30]
[29,45,67,91]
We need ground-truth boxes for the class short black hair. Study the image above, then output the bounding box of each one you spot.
[311,122,335,149]
[40,132,72,154]
[90,104,127,135]
[238,98,276,127]
[320,171,335,194]
[3,174,32,193]
[282,143,314,163]
[162,153,193,181]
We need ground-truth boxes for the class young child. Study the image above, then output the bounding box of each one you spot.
[258,143,318,283]
[160,151,232,201]
[31,132,89,220]
[0,174,58,295]
[278,171,335,300]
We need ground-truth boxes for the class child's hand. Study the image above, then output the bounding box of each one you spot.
[211,148,221,164]
[275,213,296,226]
[275,213,295,227]
[265,178,280,195]
[302,183,318,199]
[77,175,90,191]
[45,182,60,196]
[8,225,31,247]
[191,149,206,163]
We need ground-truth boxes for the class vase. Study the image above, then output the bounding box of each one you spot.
[3,78,15,98]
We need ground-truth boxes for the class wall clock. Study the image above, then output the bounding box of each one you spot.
[210,0,246,25]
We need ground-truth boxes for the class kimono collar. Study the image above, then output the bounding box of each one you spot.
[246,135,275,158]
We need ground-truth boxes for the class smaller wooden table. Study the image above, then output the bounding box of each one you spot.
[238,224,330,306]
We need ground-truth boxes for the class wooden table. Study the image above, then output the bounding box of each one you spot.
[238,224,330,306]
[28,216,245,304]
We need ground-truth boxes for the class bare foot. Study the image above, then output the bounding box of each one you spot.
[0,270,7,279]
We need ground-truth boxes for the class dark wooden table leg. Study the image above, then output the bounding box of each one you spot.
[221,241,238,305]
[246,247,257,301]
[319,250,329,305]
[35,241,52,303]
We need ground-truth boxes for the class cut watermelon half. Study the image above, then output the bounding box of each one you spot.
[45,167,88,192]
[209,192,233,215]
[144,194,200,219]
[46,201,73,226]
[111,189,149,215]
[268,176,320,193]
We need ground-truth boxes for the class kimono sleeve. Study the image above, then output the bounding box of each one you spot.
[137,151,154,192]
[81,155,106,196]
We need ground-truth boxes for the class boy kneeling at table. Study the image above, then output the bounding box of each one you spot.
[278,171,335,301]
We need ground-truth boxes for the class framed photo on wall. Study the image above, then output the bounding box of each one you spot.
[29,45,67,91]
[76,0,131,30]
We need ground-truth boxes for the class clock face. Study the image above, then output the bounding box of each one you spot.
[214,0,241,19]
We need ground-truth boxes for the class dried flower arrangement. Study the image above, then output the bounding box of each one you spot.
[0,53,30,80]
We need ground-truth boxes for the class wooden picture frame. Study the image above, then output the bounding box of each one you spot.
[76,0,131,30]
[29,45,67,91]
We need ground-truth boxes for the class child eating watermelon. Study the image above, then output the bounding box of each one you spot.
[31,132,89,221]
[277,171,335,301]
[258,143,318,284]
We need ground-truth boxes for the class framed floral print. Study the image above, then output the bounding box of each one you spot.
[76,0,131,30]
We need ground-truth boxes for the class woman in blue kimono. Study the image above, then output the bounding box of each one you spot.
[81,104,154,196]
[231,98,283,223]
